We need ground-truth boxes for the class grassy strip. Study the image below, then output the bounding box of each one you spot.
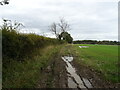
[3,45,63,88]
[72,44,118,83]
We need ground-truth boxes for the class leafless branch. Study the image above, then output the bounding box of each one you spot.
[58,18,70,32]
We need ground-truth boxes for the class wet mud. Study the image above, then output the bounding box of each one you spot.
[62,56,93,89]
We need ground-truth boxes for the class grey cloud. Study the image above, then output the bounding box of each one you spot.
[0,0,118,41]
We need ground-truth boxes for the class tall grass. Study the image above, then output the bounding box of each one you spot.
[2,45,63,88]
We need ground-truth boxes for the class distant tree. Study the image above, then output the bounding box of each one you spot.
[49,22,60,39]
[0,0,9,5]
[60,32,73,43]
[49,18,72,43]
[73,40,119,45]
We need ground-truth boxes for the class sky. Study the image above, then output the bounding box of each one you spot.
[0,0,119,41]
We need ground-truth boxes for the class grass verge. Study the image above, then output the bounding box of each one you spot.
[3,44,64,88]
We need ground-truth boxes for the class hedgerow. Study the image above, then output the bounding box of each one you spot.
[2,28,65,64]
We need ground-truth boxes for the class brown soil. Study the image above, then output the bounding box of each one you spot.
[36,51,68,88]
[72,57,118,88]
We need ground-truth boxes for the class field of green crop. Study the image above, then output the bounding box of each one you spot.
[73,44,118,82]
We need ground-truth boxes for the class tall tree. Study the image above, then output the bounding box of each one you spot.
[49,18,73,43]
[50,18,71,39]
[49,22,59,39]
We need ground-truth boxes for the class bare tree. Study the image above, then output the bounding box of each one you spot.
[49,22,59,39]
[58,18,70,32]
[49,18,70,39]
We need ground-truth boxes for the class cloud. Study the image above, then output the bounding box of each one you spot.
[0,0,118,41]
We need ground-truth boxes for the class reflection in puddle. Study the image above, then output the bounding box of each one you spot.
[68,77,77,88]
[83,78,93,88]
[62,56,93,89]
[63,56,73,62]
[79,46,89,48]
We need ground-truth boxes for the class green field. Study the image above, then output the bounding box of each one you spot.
[73,44,118,82]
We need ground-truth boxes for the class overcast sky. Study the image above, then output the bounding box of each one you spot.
[0,0,119,41]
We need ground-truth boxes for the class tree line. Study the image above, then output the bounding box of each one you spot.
[73,40,119,45]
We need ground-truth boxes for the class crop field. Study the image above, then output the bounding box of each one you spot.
[73,44,118,82]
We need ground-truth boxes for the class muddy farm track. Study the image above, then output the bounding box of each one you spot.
[37,45,119,89]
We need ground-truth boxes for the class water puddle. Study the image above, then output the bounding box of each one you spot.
[68,77,77,88]
[83,78,93,88]
[63,56,73,62]
[61,56,93,89]
[79,46,89,48]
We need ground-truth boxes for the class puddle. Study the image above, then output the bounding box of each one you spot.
[63,56,73,62]
[61,56,93,89]
[79,46,89,48]
[68,77,77,88]
[83,78,93,88]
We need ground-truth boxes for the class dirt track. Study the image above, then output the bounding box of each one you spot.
[37,45,119,89]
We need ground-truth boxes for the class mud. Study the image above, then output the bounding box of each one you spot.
[62,56,93,89]
[72,56,119,88]
[37,52,68,88]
